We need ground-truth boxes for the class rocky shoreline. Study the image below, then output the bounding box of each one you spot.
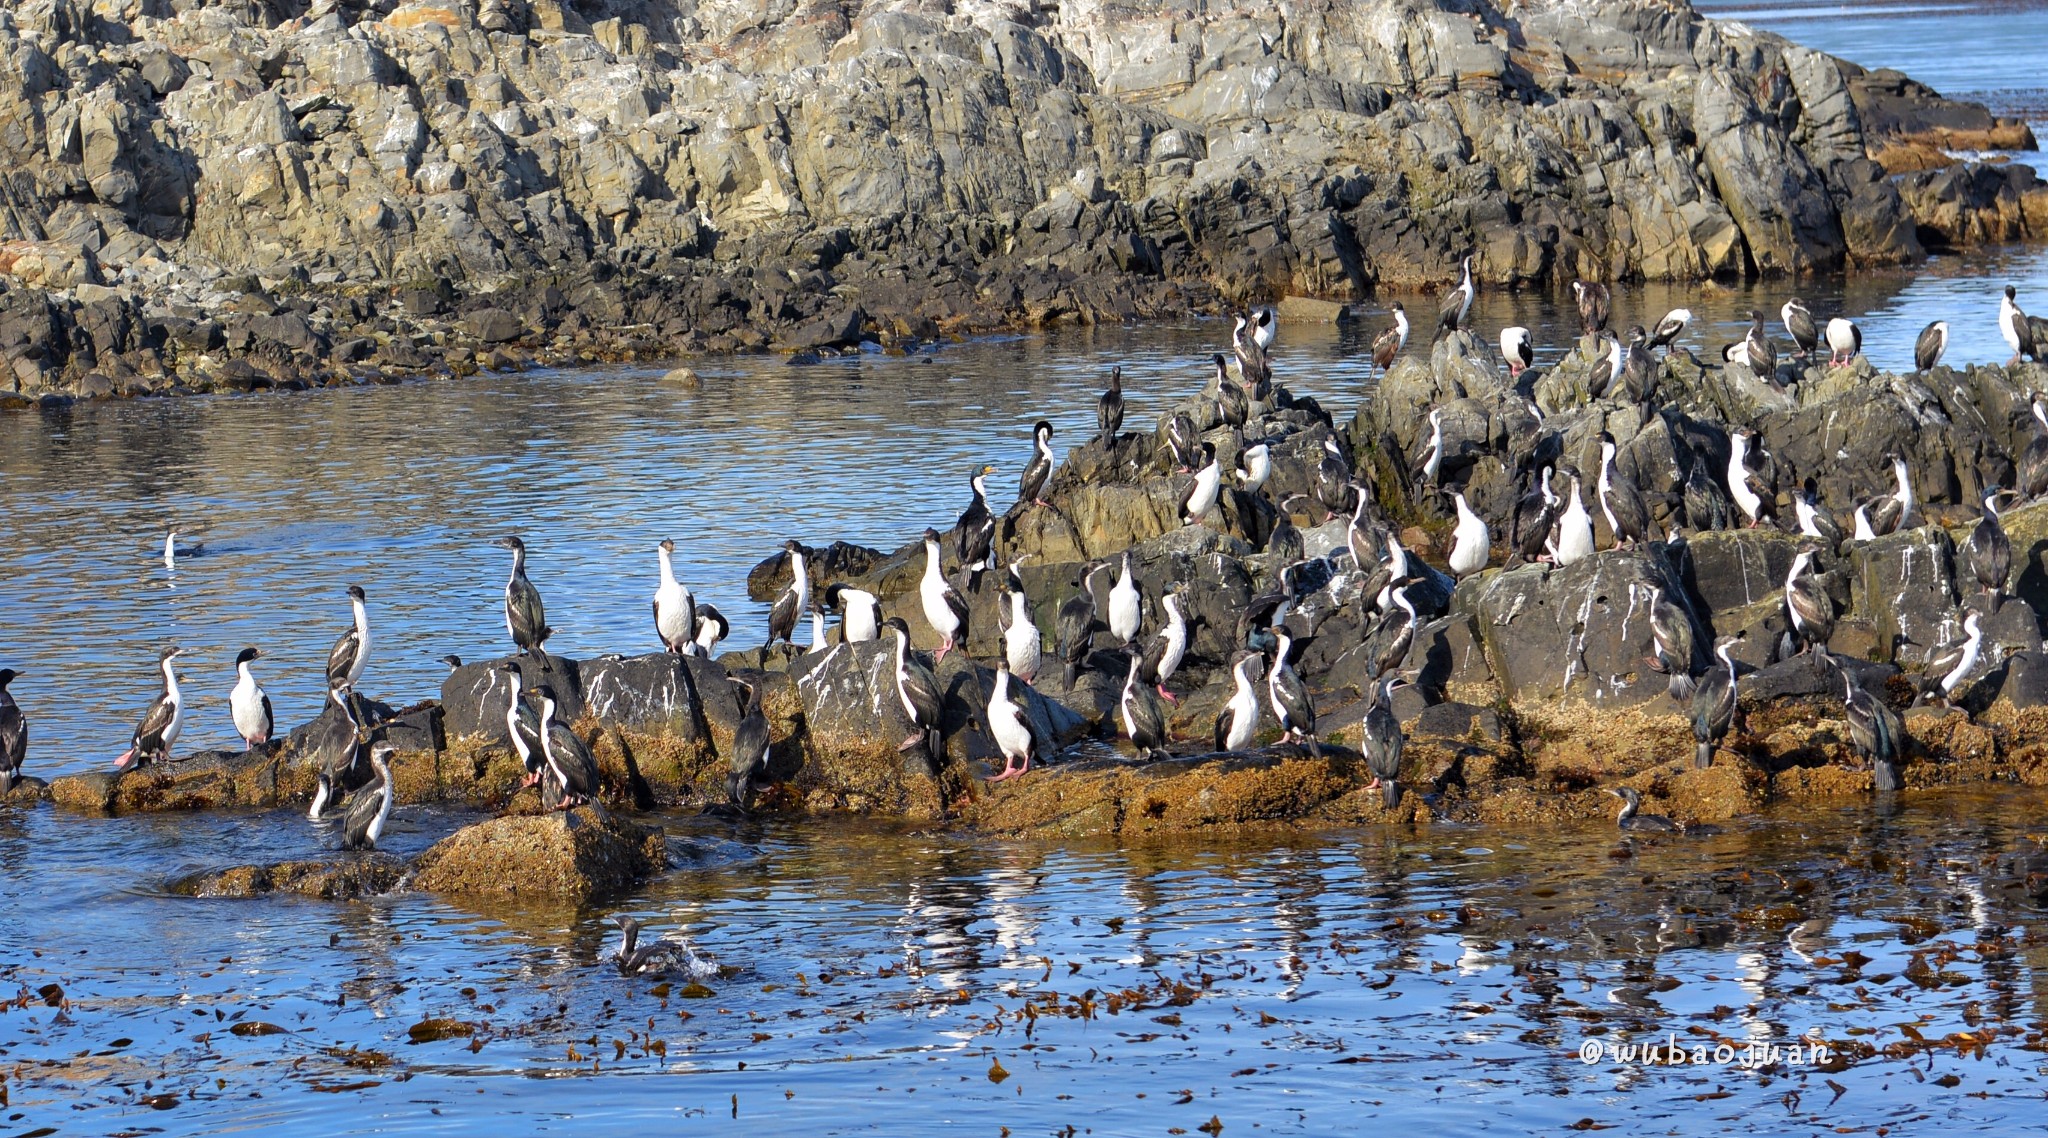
[2,0,2046,402]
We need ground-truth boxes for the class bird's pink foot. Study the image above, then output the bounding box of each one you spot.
[1157,685,1178,703]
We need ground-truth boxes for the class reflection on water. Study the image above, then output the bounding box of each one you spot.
[7,243,2048,778]
[2,790,2045,1133]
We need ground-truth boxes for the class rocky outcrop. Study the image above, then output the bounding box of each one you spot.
[0,0,2040,401]
[168,855,408,900]
[409,807,666,897]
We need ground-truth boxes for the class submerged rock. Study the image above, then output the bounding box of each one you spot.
[168,855,407,900]
[410,808,667,898]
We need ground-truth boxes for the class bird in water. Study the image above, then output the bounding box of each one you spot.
[824,583,881,645]
[1501,326,1533,377]
[1137,587,1190,703]
[726,678,770,811]
[653,538,696,654]
[1096,365,1125,446]
[327,584,372,712]
[918,528,968,663]
[1235,440,1271,495]
[1916,612,1983,708]
[764,539,810,651]
[691,604,729,659]
[1446,488,1490,579]
[1914,320,1948,372]
[1691,635,1740,769]
[885,618,944,764]
[1837,659,1905,792]
[1107,551,1143,649]
[1552,468,1595,567]
[1637,581,1695,700]
[1436,255,1474,341]
[493,536,552,669]
[955,464,999,587]
[1266,631,1319,757]
[1647,309,1691,353]
[997,559,1041,684]
[0,669,24,794]
[1362,676,1405,811]
[1964,488,2013,613]
[1783,543,1835,663]
[611,915,716,979]
[534,683,600,809]
[1743,310,1778,381]
[229,647,273,752]
[1017,421,1056,509]
[116,646,186,770]
[1508,465,1558,566]
[1057,561,1108,688]
[162,529,202,569]
[497,661,546,789]
[1596,432,1651,549]
[1179,441,1222,525]
[1371,303,1409,377]
[1824,317,1862,367]
[1214,652,1263,752]
[1570,280,1610,337]
[1118,650,1170,762]
[339,742,396,851]
[1780,298,1818,360]
[2002,285,2034,367]
[1604,786,1677,832]
[985,655,1038,782]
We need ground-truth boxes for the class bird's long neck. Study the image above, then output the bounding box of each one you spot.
[508,546,527,578]
[1037,434,1054,461]
[161,659,181,702]
[658,547,679,588]
[505,672,522,701]
[924,541,941,577]
[1233,658,1253,696]
[352,598,370,637]
[237,661,256,687]
[1394,310,1409,340]
[790,551,808,596]
[971,475,988,504]
[992,667,1010,702]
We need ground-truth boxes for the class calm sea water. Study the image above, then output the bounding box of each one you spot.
[3,7,2048,1134]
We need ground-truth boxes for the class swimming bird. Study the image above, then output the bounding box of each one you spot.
[1235,441,1271,494]
[1017,421,1055,509]
[494,536,551,667]
[2003,285,2034,366]
[1097,365,1125,445]
[1638,581,1696,700]
[0,670,24,793]
[1371,304,1409,376]
[1266,632,1319,756]
[1727,428,1770,528]
[1824,317,1861,366]
[1362,676,1405,810]
[1214,652,1263,751]
[1604,786,1677,832]
[1596,433,1651,549]
[534,684,600,809]
[2021,394,2048,502]
[885,618,944,763]
[162,529,201,569]
[824,583,881,645]
[956,464,999,586]
[691,604,729,659]
[919,528,968,663]
[1914,320,1948,372]
[1744,310,1777,381]
[764,539,810,651]
[1571,280,1610,336]
[997,560,1041,683]
[1784,544,1835,661]
[1647,309,1692,353]
[1165,411,1201,472]
[1781,298,1818,360]
[1436,255,1474,341]
[1918,612,1983,707]
[1839,662,1905,792]
[1119,651,1170,762]
[229,647,273,751]
[1447,489,1490,578]
[654,539,696,654]
[1501,327,1533,377]
[339,743,395,851]
[726,678,770,810]
[327,584,371,698]
[1107,552,1142,648]
[497,661,545,787]
[1138,588,1189,702]
[1965,489,2013,612]
[611,915,710,977]
[985,656,1037,782]
[1057,561,1107,688]
[1692,635,1740,769]
[117,646,186,770]
[1180,442,1221,524]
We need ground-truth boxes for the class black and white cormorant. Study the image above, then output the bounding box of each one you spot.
[1824,317,1862,366]
[309,687,370,820]
[1509,465,1557,566]
[885,617,944,762]
[1647,309,1692,353]
[1638,581,1695,700]
[534,684,600,809]
[1501,327,1533,377]
[1691,635,1740,769]
[1363,677,1405,811]
[1371,303,1408,376]
[955,464,998,586]
[339,742,395,851]
[494,536,551,667]
[327,584,371,698]
[230,647,273,752]
[1214,652,1262,752]
[1867,452,1915,535]
[438,654,464,674]
[1436,255,1474,341]
[1118,651,1170,762]
[1235,441,1271,495]
[2003,285,2034,366]
[919,528,968,663]
[1914,320,1948,372]
[1965,488,2013,612]
[726,678,770,810]
[1726,428,1771,528]
[497,661,546,788]
[1605,786,1677,832]
[2020,394,2048,501]
[1107,551,1143,648]
[1570,280,1610,336]
[1179,442,1221,525]
[825,582,882,645]
[1838,661,1905,792]
[1681,453,1730,533]
[1416,407,1445,490]
[1233,312,1272,392]
[162,529,202,570]
[985,656,1037,782]
[1266,631,1319,756]
[1784,544,1835,661]
[1215,354,1249,429]
[1315,436,1355,521]
[1097,365,1125,445]
[1918,612,1984,707]
[612,915,715,978]
[1553,468,1595,566]
[1057,561,1107,688]
[1793,486,1844,550]
[654,538,697,654]
[1596,433,1651,549]
[1780,298,1819,359]
[117,646,186,770]
[691,604,729,658]
[1367,586,1419,683]
[1018,421,1055,509]
[764,539,810,651]
[1165,411,1200,472]
[1446,489,1490,579]
[1620,325,1657,412]
[1137,588,1189,702]
[997,559,1042,683]
[1743,310,1777,381]
[0,669,24,794]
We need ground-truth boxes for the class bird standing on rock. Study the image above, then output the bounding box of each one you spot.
[498,661,545,788]
[534,683,600,810]
[328,584,372,702]
[1824,317,1861,367]
[956,464,999,587]
[1553,468,1595,566]
[1138,588,1189,702]
[340,742,396,851]
[654,538,696,654]
[2003,285,2034,367]
[1783,543,1835,662]
[1097,366,1125,445]
[885,618,944,764]
[726,678,771,810]
[764,539,810,651]
[1166,412,1201,472]
[985,656,1037,782]
[1119,651,1170,762]
[117,646,186,771]
[1266,632,1319,757]
[0,669,25,794]
[1838,661,1905,792]
[1965,489,2013,612]
[1371,304,1409,377]
[997,559,1042,684]
[1648,309,1691,354]
[1571,280,1610,336]
[1727,429,1770,528]
[1362,676,1406,811]
[1501,327,1533,377]
[1743,311,1778,381]
[1596,433,1651,549]
[1436,255,1474,341]
[1107,552,1143,649]
[494,537,551,669]
[825,583,880,645]
[1017,421,1055,509]
[1781,298,1818,359]
[1215,652,1263,752]
[1692,635,1740,769]
[1446,489,1490,579]
[1914,320,1948,372]
[1918,612,1984,707]
[1057,561,1107,688]
[1509,466,1558,567]
[1638,581,1695,700]
[1235,441,1271,494]
[919,528,968,663]
[229,647,273,751]
[1180,442,1221,525]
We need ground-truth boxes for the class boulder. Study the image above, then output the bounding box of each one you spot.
[168,855,407,900]
[410,808,666,897]
[1462,546,1690,708]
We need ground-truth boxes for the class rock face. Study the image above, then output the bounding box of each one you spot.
[0,0,2037,400]
[410,807,667,897]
